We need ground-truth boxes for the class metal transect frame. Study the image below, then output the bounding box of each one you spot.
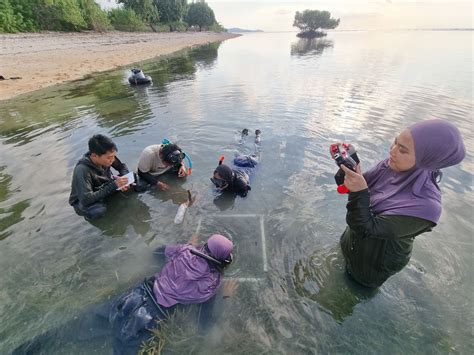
[195,214,267,283]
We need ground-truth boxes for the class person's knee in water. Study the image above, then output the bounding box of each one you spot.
[69,134,131,220]
[136,140,192,192]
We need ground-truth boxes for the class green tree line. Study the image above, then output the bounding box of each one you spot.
[0,0,225,33]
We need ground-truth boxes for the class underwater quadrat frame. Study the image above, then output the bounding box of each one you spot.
[194,214,267,283]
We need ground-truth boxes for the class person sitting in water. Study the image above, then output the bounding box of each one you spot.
[335,119,465,288]
[69,134,130,220]
[136,141,191,191]
[12,234,238,355]
[211,129,261,199]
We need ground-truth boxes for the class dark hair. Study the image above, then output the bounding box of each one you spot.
[161,143,183,164]
[88,134,117,156]
[214,164,233,183]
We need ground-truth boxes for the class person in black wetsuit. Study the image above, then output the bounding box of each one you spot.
[69,134,130,220]
[210,129,261,204]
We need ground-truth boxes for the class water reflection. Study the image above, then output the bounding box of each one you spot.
[85,193,152,238]
[292,247,377,323]
[213,190,236,211]
[291,38,333,57]
[0,166,30,240]
[144,42,221,92]
[0,31,472,353]
[151,175,191,205]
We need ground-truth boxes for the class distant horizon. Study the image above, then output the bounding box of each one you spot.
[96,1,473,32]
[228,27,474,32]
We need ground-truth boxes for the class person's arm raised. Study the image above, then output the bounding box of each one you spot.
[341,165,434,239]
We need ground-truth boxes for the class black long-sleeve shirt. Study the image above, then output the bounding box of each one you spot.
[340,189,435,288]
[69,153,129,207]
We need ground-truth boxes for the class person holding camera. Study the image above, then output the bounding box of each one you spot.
[136,141,190,191]
[335,119,465,288]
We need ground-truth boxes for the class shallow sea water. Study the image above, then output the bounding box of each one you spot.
[0,31,472,353]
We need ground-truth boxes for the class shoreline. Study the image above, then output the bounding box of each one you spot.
[0,31,240,101]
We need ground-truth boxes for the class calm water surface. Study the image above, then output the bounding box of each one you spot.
[0,31,472,353]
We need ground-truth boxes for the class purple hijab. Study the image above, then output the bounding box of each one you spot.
[363,119,465,224]
[153,234,233,307]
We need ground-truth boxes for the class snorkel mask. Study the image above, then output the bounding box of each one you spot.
[190,243,233,267]
[211,156,230,189]
[210,177,227,188]
[162,138,193,174]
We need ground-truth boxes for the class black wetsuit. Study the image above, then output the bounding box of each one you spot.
[340,189,435,288]
[69,153,129,219]
[226,155,258,197]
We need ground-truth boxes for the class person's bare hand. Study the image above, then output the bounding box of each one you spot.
[157,181,170,190]
[116,176,129,189]
[188,234,199,246]
[222,279,239,298]
[178,165,187,178]
[341,164,367,192]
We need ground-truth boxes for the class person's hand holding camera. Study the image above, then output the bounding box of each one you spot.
[340,164,367,192]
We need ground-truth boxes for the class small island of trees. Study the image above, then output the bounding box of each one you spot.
[293,10,340,38]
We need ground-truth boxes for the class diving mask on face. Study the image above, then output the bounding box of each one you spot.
[210,177,227,188]
[167,150,185,165]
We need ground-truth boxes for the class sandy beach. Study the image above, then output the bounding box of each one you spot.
[0,31,239,101]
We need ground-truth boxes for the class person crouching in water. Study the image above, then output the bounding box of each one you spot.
[69,134,130,220]
[136,141,190,192]
[111,234,237,354]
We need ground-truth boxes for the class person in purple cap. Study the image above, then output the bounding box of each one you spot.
[336,119,465,288]
[12,234,237,355]
[110,233,238,354]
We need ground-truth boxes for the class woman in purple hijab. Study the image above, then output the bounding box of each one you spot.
[338,119,465,288]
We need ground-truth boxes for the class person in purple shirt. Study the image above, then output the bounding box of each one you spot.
[13,234,238,355]
[110,234,238,354]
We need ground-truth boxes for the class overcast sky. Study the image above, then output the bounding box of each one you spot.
[97,0,473,31]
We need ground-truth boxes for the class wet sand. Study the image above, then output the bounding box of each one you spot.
[0,31,239,101]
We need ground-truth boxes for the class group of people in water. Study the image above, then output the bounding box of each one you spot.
[69,129,261,220]
[33,119,463,354]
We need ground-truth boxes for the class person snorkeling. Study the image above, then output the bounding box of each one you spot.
[13,234,238,355]
[136,139,192,192]
[211,129,261,200]
[111,233,237,353]
[69,134,131,220]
